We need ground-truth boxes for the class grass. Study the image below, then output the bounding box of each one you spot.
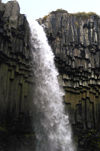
[51,9,68,14]
[71,12,98,19]
[42,10,98,22]
[42,9,68,21]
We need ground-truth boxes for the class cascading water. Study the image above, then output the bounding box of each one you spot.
[28,18,75,151]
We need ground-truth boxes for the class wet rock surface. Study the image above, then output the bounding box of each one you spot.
[39,10,100,151]
[1,1,100,150]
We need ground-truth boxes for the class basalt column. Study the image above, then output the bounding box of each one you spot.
[40,10,100,151]
[0,1,35,150]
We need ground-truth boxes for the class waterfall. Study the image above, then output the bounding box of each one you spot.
[28,18,75,151]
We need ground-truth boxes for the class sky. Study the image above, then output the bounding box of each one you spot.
[2,0,100,19]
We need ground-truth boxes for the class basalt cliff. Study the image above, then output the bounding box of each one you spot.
[0,1,35,150]
[39,10,100,151]
[0,1,100,151]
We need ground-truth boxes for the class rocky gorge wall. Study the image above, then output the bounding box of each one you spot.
[39,10,100,151]
[0,1,35,150]
[1,0,100,150]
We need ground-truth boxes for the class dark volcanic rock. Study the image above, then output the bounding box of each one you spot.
[0,0,33,119]
[0,1,35,150]
[1,0,100,150]
[40,10,100,151]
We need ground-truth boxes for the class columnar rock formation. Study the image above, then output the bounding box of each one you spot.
[0,0,33,121]
[1,0,100,150]
[39,10,100,150]
[0,1,35,150]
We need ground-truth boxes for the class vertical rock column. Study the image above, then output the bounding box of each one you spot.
[0,1,34,133]
[40,10,100,151]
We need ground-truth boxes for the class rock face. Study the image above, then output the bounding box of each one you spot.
[39,10,100,151]
[0,1,35,150]
[1,1,100,150]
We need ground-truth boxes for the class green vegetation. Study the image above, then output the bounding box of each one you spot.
[42,10,98,22]
[51,9,68,14]
[43,9,68,21]
[43,15,49,21]
[71,12,98,19]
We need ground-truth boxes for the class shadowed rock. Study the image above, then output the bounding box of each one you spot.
[0,1,35,150]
